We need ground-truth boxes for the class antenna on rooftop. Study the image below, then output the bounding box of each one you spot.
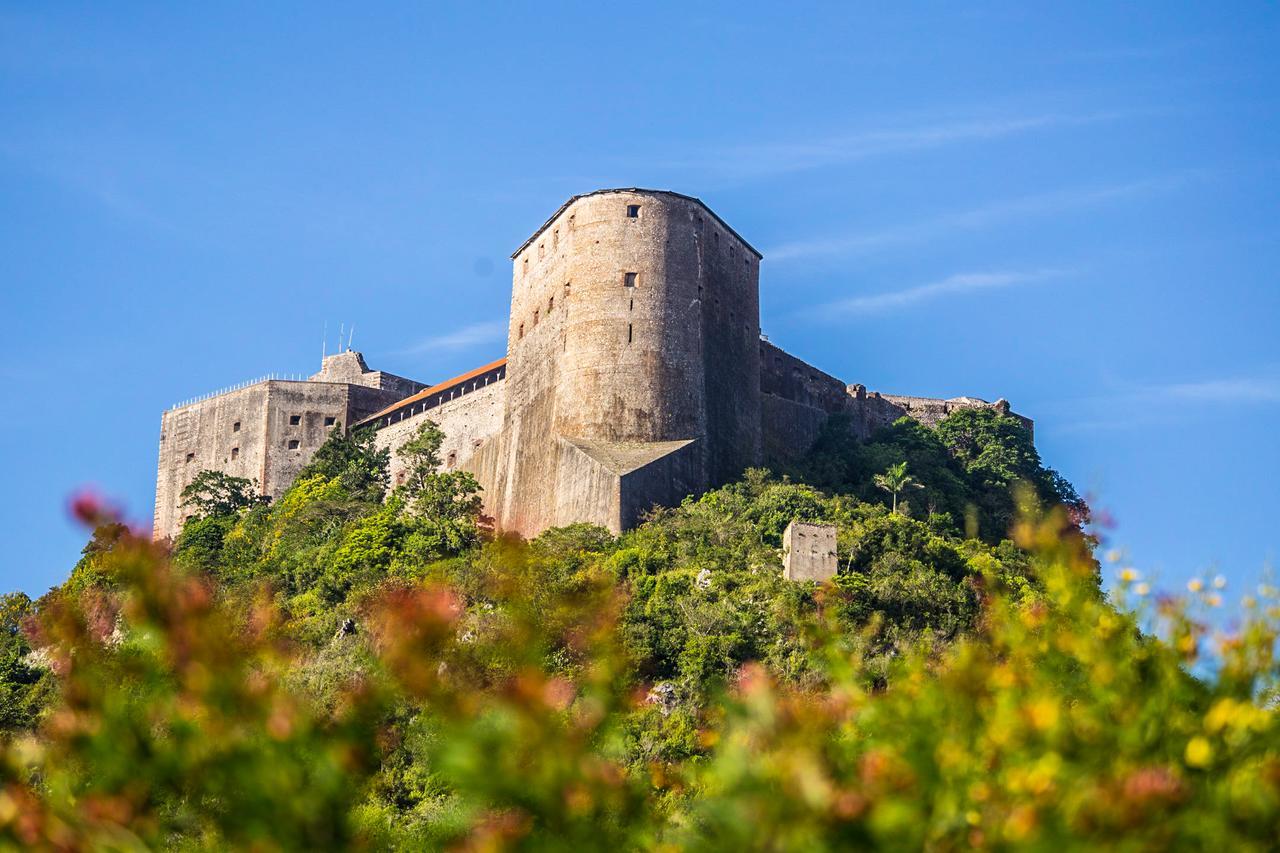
[338,322,345,355]
[348,324,355,352]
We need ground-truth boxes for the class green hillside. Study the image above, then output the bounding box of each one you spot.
[2,409,1277,850]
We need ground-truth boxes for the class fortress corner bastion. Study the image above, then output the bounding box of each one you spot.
[154,188,1030,541]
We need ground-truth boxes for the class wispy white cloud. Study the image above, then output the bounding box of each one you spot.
[672,110,1134,181]
[1046,371,1280,435]
[397,321,506,355]
[1146,376,1280,404]
[768,174,1195,262]
[817,268,1067,317]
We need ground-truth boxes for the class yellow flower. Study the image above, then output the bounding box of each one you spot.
[1133,582,1150,597]
[1187,578,1204,592]
[1185,736,1212,768]
[1119,568,1140,583]
[1204,699,1237,734]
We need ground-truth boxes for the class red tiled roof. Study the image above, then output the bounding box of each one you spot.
[359,357,507,426]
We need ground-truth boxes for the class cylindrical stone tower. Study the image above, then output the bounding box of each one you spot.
[498,188,762,533]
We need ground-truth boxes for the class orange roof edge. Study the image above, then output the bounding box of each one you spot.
[359,357,507,426]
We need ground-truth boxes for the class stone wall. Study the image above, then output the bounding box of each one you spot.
[154,354,424,541]
[155,383,272,540]
[759,340,848,414]
[372,377,507,497]
[757,343,1035,465]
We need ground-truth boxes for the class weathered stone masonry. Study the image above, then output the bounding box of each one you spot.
[154,188,1028,541]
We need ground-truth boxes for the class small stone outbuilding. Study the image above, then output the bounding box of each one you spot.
[781,521,838,582]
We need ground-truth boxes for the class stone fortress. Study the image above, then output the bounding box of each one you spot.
[154,189,1027,541]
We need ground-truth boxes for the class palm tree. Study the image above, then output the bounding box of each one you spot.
[873,461,922,515]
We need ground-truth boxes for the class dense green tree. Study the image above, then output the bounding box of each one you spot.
[63,521,129,592]
[793,409,1087,541]
[393,420,483,544]
[0,592,52,735]
[296,425,391,503]
[179,470,266,520]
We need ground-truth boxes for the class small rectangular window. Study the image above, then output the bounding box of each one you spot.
[289,414,301,426]
[626,204,640,218]
[287,439,300,450]
[518,323,525,339]
[534,309,540,326]
[324,416,336,427]
[185,452,195,463]
[230,447,239,460]
[232,421,241,432]
[624,272,638,288]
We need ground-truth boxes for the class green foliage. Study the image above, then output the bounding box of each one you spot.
[796,408,1086,542]
[4,490,1278,849]
[64,521,129,593]
[0,593,53,736]
[8,418,1276,848]
[296,425,391,503]
[179,469,266,520]
[872,460,922,514]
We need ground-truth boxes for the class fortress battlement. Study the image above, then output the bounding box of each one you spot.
[154,189,1027,540]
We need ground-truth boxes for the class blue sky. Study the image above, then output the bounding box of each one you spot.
[2,3,1277,603]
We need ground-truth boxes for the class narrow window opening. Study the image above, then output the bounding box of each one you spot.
[624,272,638,288]
[518,323,525,339]
[324,416,336,427]
[185,452,195,463]
[714,232,720,246]
[627,323,633,344]
[553,228,559,248]
[548,295,554,312]
[446,451,457,468]
[230,447,239,460]
[629,298,634,311]
[523,258,528,276]
[538,243,544,258]
[232,421,241,432]
[626,204,640,218]
[289,414,301,426]
[564,282,571,298]
[568,214,575,230]
[533,309,539,326]
[287,439,300,450]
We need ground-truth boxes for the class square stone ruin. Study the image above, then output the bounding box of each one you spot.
[782,520,838,582]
